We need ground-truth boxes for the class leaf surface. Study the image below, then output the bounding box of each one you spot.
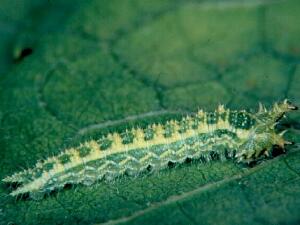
[0,0,299,224]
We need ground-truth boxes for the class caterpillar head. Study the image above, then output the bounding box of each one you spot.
[237,100,297,163]
[269,99,297,147]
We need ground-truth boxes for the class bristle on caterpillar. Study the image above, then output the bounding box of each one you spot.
[2,99,297,199]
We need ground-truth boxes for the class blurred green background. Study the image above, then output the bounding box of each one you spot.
[0,0,299,224]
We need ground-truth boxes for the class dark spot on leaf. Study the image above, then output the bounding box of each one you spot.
[15,47,33,61]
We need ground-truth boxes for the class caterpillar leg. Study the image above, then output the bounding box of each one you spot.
[236,132,288,164]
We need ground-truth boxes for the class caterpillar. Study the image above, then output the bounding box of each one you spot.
[2,100,297,200]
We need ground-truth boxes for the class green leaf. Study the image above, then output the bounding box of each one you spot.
[0,0,43,74]
[0,0,299,224]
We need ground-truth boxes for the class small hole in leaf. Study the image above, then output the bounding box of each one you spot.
[15,47,33,61]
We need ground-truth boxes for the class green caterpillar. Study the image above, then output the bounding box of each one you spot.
[2,100,297,200]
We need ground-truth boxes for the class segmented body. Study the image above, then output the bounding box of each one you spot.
[2,100,297,199]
